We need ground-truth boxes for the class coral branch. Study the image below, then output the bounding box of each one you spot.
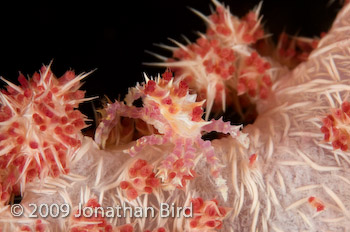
[0,65,90,206]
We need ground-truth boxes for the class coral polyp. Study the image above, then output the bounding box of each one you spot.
[0,65,92,205]
[236,51,272,99]
[203,0,265,46]
[168,36,238,118]
[188,197,231,231]
[308,196,325,212]
[119,159,160,200]
[274,32,320,69]
[147,0,279,121]
[321,101,350,151]
[70,198,113,232]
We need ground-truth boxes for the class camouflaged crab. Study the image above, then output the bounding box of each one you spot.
[95,70,249,200]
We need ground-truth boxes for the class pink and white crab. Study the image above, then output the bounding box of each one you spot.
[95,69,249,199]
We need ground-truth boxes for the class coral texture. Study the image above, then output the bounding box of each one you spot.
[1,1,350,232]
[0,65,91,207]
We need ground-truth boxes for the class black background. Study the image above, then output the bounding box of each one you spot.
[0,0,343,123]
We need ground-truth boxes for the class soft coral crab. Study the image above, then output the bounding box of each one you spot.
[95,70,249,200]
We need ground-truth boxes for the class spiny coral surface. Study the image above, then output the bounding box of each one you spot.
[0,65,91,206]
[1,1,350,232]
